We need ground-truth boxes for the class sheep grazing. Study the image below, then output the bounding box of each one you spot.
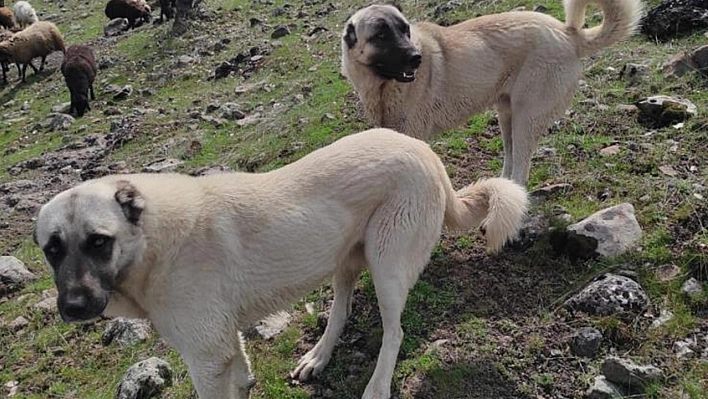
[0,29,12,82]
[61,45,97,117]
[159,0,176,22]
[105,0,151,29]
[0,7,14,29]
[0,21,65,82]
[13,1,38,29]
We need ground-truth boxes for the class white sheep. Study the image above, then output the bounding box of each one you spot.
[13,1,38,29]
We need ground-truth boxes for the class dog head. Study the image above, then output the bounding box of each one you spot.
[35,179,146,323]
[343,3,421,83]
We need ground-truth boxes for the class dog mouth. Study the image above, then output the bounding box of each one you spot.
[372,64,418,83]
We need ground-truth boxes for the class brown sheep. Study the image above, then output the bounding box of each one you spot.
[105,0,151,29]
[0,21,65,82]
[0,7,14,29]
[61,45,97,117]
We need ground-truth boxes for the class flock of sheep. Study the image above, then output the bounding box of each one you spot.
[0,0,175,116]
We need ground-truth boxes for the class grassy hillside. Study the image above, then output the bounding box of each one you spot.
[1,0,706,398]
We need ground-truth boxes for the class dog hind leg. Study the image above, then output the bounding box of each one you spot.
[361,198,443,399]
[498,95,514,179]
[292,248,365,381]
[509,63,580,186]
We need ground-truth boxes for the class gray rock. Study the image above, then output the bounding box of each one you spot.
[533,3,547,13]
[221,103,245,120]
[236,113,259,127]
[681,277,704,297]
[104,18,129,37]
[0,256,36,291]
[570,327,603,358]
[673,338,695,358]
[601,356,663,390]
[113,85,133,100]
[566,203,642,258]
[249,311,292,340]
[586,376,624,399]
[565,273,649,316]
[636,95,697,128]
[619,63,648,84]
[433,1,462,17]
[51,102,72,114]
[142,158,184,173]
[8,316,29,331]
[176,55,195,66]
[271,25,291,39]
[32,296,57,312]
[650,310,674,329]
[530,183,573,201]
[116,357,172,399]
[46,113,75,131]
[103,318,152,346]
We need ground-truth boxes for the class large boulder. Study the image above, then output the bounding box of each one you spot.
[565,274,649,316]
[641,0,708,41]
[116,357,172,399]
[562,203,642,259]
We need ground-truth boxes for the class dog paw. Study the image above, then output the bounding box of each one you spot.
[291,348,331,381]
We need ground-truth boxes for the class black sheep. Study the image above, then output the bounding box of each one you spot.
[61,45,97,117]
[105,0,151,29]
[159,0,176,22]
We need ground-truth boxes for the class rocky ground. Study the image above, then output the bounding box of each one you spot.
[0,0,707,398]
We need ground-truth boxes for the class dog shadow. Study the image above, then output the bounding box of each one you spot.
[302,231,581,398]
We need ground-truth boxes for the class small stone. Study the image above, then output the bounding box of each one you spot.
[104,107,122,116]
[656,264,681,281]
[530,183,573,201]
[32,296,57,312]
[601,356,663,390]
[236,114,259,127]
[536,146,557,158]
[600,144,621,156]
[104,18,129,37]
[570,327,603,358]
[249,17,262,27]
[142,158,184,173]
[321,113,335,122]
[116,357,172,399]
[673,339,695,358]
[8,316,29,331]
[46,113,75,131]
[564,274,649,316]
[563,203,642,259]
[4,380,19,398]
[103,318,152,346]
[681,277,704,298]
[619,63,648,83]
[659,165,678,177]
[113,85,133,100]
[305,303,316,315]
[177,55,194,66]
[0,256,36,292]
[650,310,674,329]
[636,95,697,128]
[51,102,72,114]
[532,3,547,13]
[271,25,291,39]
[221,103,245,120]
[586,375,624,399]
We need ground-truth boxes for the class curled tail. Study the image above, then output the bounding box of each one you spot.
[564,0,642,57]
[444,177,528,253]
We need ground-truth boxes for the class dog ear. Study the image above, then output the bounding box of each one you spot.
[385,2,402,12]
[115,180,145,225]
[344,22,357,49]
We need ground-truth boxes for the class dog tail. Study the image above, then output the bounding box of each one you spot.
[564,0,642,57]
[443,177,528,253]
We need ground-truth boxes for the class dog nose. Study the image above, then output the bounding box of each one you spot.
[409,53,422,68]
[63,290,89,319]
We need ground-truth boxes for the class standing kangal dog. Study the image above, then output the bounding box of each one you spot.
[35,129,528,399]
[342,0,642,185]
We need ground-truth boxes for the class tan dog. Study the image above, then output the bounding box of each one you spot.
[35,129,528,399]
[342,0,642,185]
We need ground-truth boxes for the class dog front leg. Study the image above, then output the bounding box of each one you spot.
[183,336,254,399]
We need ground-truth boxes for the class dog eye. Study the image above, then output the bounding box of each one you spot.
[88,234,110,248]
